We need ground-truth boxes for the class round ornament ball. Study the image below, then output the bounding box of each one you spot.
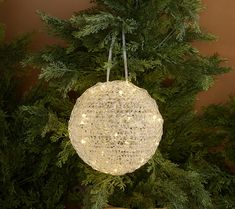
[68,80,163,175]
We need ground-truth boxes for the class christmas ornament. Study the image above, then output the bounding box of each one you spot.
[68,80,163,175]
[68,29,163,175]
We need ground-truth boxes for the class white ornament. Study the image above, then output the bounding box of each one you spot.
[68,80,163,175]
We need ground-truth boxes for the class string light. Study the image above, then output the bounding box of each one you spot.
[68,80,163,175]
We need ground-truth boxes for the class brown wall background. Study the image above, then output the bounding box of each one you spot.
[195,0,235,110]
[0,0,234,111]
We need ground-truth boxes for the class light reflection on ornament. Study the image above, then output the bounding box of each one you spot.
[81,139,86,144]
[119,90,123,95]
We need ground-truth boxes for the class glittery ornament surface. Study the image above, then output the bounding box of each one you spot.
[68,80,163,175]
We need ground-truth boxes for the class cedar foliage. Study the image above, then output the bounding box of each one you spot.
[192,99,235,208]
[0,20,31,208]
[1,0,235,209]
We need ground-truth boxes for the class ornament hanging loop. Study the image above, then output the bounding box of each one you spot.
[106,35,116,82]
[106,27,129,82]
[122,26,128,81]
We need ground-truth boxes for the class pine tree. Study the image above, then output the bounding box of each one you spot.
[2,0,234,209]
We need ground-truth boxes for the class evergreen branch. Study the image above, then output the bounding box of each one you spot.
[82,166,132,209]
